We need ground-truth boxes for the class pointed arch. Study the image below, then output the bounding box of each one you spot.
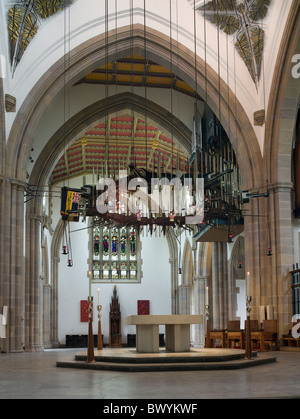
[6,24,262,193]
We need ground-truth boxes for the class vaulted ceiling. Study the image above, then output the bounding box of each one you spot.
[50,114,189,186]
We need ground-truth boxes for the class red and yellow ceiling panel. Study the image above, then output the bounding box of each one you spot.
[50,114,188,185]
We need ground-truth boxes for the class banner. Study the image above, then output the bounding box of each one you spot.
[60,188,80,221]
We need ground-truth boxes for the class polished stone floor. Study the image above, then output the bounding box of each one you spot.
[0,348,299,399]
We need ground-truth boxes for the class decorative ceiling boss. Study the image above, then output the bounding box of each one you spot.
[7,0,75,76]
[195,0,272,88]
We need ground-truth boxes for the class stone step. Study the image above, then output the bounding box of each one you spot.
[56,354,277,372]
[75,351,253,364]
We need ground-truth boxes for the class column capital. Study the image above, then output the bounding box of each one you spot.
[268,182,294,193]
[8,177,27,190]
[29,214,42,222]
[194,275,207,281]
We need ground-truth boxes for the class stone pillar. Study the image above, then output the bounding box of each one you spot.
[169,258,178,314]
[25,213,43,351]
[50,256,60,347]
[211,243,219,329]
[268,182,294,337]
[0,177,4,310]
[211,242,228,329]
[243,191,263,321]
[191,275,206,348]
[244,183,294,338]
[178,285,190,315]
[3,178,26,353]
[0,176,7,353]
[43,284,51,348]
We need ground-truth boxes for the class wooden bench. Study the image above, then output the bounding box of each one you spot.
[282,336,300,348]
[281,321,300,348]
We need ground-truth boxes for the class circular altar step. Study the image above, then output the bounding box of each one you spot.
[56,348,277,372]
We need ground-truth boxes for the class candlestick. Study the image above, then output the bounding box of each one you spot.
[205,303,211,348]
[87,296,95,363]
[97,302,103,350]
[244,295,252,360]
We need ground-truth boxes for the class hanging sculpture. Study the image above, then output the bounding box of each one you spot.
[195,0,272,88]
[7,0,75,76]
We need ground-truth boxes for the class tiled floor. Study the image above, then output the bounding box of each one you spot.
[0,348,299,399]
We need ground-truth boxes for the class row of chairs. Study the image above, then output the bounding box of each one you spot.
[207,320,278,351]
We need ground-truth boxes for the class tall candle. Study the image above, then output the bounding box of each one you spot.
[98,288,100,306]
[88,270,92,298]
[246,272,250,297]
[205,286,209,306]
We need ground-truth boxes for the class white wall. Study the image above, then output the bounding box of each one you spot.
[57,225,171,345]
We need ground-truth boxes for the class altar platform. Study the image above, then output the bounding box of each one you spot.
[56,347,277,372]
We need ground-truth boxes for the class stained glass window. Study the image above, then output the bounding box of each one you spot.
[112,231,118,256]
[93,228,100,258]
[91,221,140,282]
[120,231,126,256]
[93,261,100,279]
[103,233,109,255]
[130,229,136,256]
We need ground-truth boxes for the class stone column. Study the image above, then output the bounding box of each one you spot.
[6,179,26,352]
[178,285,190,315]
[191,275,207,348]
[211,242,228,329]
[25,213,43,351]
[268,182,294,337]
[169,258,178,314]
[211,243,219,329]
[166,229,179,315]
[244,183,294,338]
[243,191,263,321]
[0,176,6,353]
[50,256,60,347]
[0,178,10,354]
[0,177,4,311]
[43,284,51,349]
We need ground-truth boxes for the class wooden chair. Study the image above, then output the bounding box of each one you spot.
[227,321,245,349]
[209,329,227,348]
[245,320,265,351]
[263,320,278,351]
[282,321,300,348]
